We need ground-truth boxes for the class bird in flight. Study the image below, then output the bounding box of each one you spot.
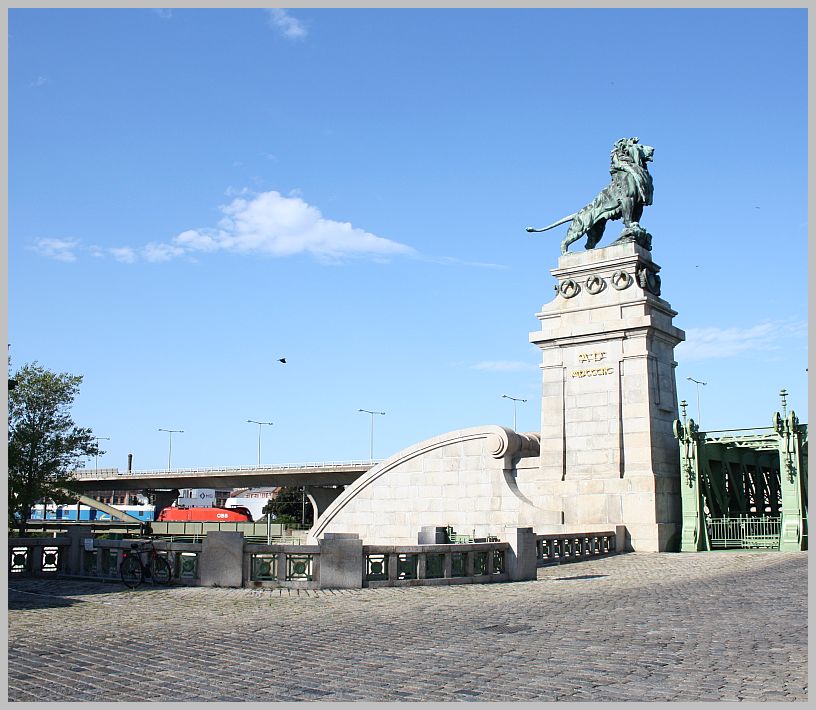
[278,358,287,364]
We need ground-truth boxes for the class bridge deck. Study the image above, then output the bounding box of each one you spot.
[69,461,376,490]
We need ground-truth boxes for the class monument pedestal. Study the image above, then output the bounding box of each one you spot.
[529,242,685,551]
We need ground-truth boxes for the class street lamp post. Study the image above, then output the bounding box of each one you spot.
[92,436,110,474]
[358,409,385,462]
[687,378,707,428]
[158,428,183,472]
[501,394,527,431]
[246,420,274,466]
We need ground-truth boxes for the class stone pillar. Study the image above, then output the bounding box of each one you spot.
[615,524,630,553]
[148,488,180,522]
[199,531,244,587]
[529,243,685,551]
[317,533,363,589]
[305,486,344,521]
[66,526,94,576]
[504,527,538,581]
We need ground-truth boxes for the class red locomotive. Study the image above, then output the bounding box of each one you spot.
[156,506,254,522]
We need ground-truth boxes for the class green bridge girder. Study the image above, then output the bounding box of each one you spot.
[673,392,807,552]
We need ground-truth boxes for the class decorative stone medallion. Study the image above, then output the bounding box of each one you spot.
[610,270,632,290]
[585,274,605,295]
[559,279,580,299]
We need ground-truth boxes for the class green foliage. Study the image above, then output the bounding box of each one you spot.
[8,362,100,534]
[262,486,313,526]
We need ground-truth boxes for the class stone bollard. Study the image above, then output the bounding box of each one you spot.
[199,531,244,587]
[504,527,538,581]
[615,525,630,553]
[317,533,363,589]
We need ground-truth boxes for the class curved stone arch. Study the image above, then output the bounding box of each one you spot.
[308,425,540,544]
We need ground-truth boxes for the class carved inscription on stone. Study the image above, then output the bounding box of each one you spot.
[572,351,614,378]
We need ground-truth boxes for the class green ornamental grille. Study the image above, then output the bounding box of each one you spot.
[252,554,277,581]
[366,554,388,581]
[10,547,29,574]
[397,554,417,580]
[83,549,99,576]
[425,553,444,579]
[473,551,488,575]
[286,554,313,581]
[42,547,60,573]
[451,552,467,577]
[102,549,118,576]
[178,552,199,579]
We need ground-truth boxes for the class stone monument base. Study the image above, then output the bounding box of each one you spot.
[527,242,685,551]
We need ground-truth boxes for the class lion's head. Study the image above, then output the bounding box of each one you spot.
[612,137,654,168]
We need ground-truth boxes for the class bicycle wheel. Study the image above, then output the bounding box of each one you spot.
[120,555,143,588]
[149,555,172,585]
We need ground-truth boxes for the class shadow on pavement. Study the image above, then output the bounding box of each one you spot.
[8,577,175,610]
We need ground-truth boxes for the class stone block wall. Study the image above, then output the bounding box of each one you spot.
[310,426,557,545]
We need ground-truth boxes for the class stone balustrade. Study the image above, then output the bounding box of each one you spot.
[9,526,623,589]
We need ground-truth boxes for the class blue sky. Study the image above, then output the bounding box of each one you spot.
[8,8,808,471]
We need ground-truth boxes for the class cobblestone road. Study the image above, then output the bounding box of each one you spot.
[8,551,808,702]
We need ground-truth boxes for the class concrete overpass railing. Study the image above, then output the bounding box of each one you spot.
[70,460,379,479]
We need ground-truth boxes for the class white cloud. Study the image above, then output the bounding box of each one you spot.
[265,9,307,40]
[678,321,807,361]
[109,247,137,264]
[33,238,78,262]
[142,242,186,263]
[472,360,538,372]
[36,190,412,266]
[29,76,48,88]
[153,9,172,20]
[150,190,414,262]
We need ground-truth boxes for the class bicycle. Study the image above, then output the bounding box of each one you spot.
[120,538,173,588]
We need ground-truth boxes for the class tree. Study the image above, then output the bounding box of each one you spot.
[262,486,312,527]
[8,362,100,534]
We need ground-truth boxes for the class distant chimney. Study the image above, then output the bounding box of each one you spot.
[127,453,133,472]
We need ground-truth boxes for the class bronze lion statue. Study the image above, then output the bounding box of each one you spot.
[527,137,654,254]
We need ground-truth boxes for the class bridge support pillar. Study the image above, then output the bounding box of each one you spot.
[306,486,344,521]
[146,489,180,522]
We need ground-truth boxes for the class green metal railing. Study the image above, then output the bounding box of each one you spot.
[708,516,781,550]
[535,531,616,565]
[363,542,510,586]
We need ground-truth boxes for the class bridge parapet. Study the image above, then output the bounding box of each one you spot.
[9,526,622,589]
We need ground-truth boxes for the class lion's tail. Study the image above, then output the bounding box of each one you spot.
[526,213,577,233]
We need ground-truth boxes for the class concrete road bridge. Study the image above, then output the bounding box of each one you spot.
[69,461,376,492]
[68,461,377,519]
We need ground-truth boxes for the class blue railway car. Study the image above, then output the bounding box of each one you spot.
[29,504,155,522]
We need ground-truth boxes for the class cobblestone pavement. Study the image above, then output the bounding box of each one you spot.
[8,551,808,702]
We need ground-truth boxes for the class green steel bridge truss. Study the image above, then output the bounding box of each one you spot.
[673,393,807,552]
